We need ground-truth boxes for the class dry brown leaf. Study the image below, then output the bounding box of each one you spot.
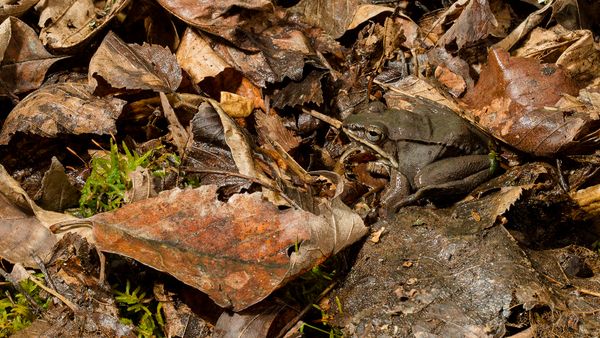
[438,0,511,49]
[514,26,600,85]
[207,26,311,88]
[255,110,301,153]
[346,4,394,31]
[90,185,367,311]
[208,99,259,180]
[89,31,182,94]
[155,0,271,48]
[36,0,130,51]
[220,92,253,118]
[493,1,553,51]
[0,0,38,20]
[159,92,189,155]
[0,192,57,267]
[0,82,126,145]
[463,49,599,156]
[213,303,289,338]
[175,28,231,84]
[290,0,367,39]
[0,17,66,95]
[271,70,325,109]
[379,75,460,112]
[37,156,80,212]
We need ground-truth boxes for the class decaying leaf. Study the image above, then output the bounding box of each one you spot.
[0,17,66,96]
[0,192,57,267]
[220,92,253,118]
[183,103,250,195]
[0,0,38,20]
[271,70,325,109]
[255,110,301,153]
[213,303,289,338]
[209,99,259,180]
[438,0,511,50]
[89,31,182,94]
[155,0,271,49]
[290,0,367,39]
[37,156,80,211]
[463,49,599,156]
[220,31,309,87]
[90,185,367,311]
[0,82,126,145]
[36,0,130,51]
[175,28,231,84]
[159,92,189,155]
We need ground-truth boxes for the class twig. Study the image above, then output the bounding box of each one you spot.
[0,267,43,314]
[301,108,343,129]
[29,275,80,313]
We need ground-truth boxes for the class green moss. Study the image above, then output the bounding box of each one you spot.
[113,280,164,338]
[0,275,51,337]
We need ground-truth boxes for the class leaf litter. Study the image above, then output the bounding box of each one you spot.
[0,0,600,336]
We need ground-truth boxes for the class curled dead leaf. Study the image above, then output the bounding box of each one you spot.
[0,17,66,96]
[0,82,125,144]
[36,0,130,51]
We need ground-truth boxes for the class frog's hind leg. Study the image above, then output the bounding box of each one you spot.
[392,155,494,211]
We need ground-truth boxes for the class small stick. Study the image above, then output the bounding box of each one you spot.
[301,108,343,129]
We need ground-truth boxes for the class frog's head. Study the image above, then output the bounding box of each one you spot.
[342,113,399,169]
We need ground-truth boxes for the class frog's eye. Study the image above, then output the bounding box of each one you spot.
[366,128,383,142]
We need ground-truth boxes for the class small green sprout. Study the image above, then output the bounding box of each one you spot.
[113,280,164,338]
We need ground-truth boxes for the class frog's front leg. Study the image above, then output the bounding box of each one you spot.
[379,168,411,216]
[393,154,494,211]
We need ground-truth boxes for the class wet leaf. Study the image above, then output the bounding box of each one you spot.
[463,49,599,156]
[0,82,126,145]
[36,0,130,51]
[0,17,66,96]
[89,31,182,94]
[90,185,366,311]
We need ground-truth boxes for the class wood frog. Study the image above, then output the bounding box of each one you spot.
[343,99,494,214]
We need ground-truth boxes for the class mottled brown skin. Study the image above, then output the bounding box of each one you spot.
[343,100,494,214]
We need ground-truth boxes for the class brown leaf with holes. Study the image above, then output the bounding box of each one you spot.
[36,0,130,51]
[0,82,125,144]
[0,17,66,96]
[90,185,366,311]
[463,49,599,156]
[89,31,182,94]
